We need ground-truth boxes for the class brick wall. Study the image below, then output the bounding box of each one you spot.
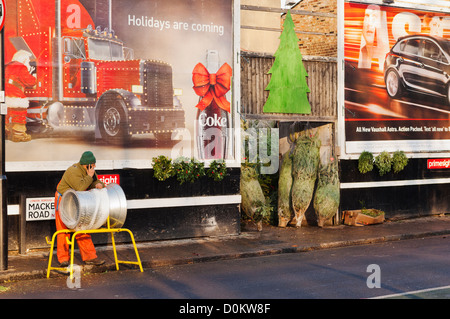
[290,0,337,57]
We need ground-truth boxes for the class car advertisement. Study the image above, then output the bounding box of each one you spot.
[4,0,235,171]
[344,1,450,154]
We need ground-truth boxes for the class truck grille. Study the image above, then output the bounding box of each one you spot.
[142,61,174,107]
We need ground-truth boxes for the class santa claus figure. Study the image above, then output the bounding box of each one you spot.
[5,50,36,142]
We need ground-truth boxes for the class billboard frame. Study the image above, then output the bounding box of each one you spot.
[4,0,241,172]
[337,0,450,161]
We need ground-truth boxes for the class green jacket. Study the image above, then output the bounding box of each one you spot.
[57,162,104,195]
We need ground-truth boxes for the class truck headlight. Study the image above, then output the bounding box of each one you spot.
[132,85,144,94]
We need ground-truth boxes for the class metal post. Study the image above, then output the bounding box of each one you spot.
[19,195,26,254]
[54,0,63,101]
[0,27,7,270]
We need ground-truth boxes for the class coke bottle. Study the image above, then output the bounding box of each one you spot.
[193,50,232,160]
[196,101,229,159]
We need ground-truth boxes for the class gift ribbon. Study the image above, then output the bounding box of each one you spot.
[192,62,232,113]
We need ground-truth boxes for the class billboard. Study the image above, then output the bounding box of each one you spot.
[344,1,450,154]
[4,0,236,171]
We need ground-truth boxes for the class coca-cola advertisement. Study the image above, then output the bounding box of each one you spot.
[193,60,232,159]
[4,0,235,171]
[344,1,450,154]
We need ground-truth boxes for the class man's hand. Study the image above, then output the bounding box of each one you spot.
[87,164,96,177]
[95,183,104,189]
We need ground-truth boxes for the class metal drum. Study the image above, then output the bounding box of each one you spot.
[105,183,127,228]
[60,183,127,230]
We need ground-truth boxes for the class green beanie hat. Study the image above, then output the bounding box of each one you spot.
[79,151,96,165]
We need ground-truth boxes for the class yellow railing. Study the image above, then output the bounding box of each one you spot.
[46,217,143,279]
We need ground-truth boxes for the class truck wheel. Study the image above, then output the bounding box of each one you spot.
[98,100,129,145]
[47,102,64,128]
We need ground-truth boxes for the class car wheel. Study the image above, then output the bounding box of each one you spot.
[385,69,403,99]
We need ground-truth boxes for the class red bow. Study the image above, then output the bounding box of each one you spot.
[192,62,232,113]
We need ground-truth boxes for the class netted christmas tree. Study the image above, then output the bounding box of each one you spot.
[263,10,311,114]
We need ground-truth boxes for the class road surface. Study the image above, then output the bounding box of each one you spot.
[2,235,450,301]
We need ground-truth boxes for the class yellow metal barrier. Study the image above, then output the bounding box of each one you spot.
[46,217,143,279]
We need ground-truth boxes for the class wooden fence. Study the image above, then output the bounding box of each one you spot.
[240,53,338,123]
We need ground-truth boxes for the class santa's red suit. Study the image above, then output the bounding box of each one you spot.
[5,50,36,142]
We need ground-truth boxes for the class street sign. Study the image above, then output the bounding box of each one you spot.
[26,197,55,221]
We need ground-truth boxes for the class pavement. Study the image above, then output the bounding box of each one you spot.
[2,214,450,283]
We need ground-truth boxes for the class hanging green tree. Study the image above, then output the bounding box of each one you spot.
[263,10,311,114]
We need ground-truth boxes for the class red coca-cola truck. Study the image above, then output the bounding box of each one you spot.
[5,0,185,143]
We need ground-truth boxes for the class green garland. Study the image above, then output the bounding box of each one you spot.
[153,156,227,184]
[207,160,228,182]
[173,157,205,184]
[358,150,408,176]
[152,155,175,181]
[358,151,374,174]
[374,151,392,176]
[392,150,408,174]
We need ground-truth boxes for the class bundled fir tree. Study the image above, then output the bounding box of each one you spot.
[290,133,320,227]
[277,125,340,228]
[313,158,340,227]
[278,151,294,227]
[263,10,311,114]
[240,165,271,231]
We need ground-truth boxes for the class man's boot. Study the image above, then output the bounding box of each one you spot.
[8,107,31,142]
[5,123,11,140]
[11,123,31,142]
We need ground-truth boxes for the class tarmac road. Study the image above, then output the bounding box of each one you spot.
[2,235,450,300]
